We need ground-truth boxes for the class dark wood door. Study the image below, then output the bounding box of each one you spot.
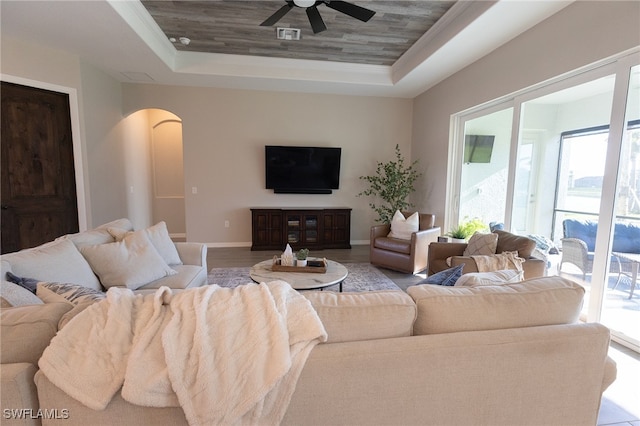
[1,82,79,254]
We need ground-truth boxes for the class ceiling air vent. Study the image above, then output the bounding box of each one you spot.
[276,28,301,41]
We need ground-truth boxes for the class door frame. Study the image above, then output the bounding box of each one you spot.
[1,74,88,231]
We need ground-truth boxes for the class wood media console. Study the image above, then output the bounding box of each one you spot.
[250,208,352,251]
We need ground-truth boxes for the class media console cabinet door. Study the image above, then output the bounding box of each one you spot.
[251,209,283,250]
[251,208,351,251]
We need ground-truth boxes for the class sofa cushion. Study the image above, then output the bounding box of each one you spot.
[422,265,464,286]
[374,237,411,254]
[54,219,132,248]
[387,210,418,240]
[80,231,176,290]
[494,230,536,258]
[454,269,524,286]
[407,276,585,335]
[1,239,102,291]
[463,232,498,256]
[0,281,43,307]
[95,218,134,232]
[109,221,182,266]
[303,290,416,343]
[1,302,73,365]
[135,265,207,291]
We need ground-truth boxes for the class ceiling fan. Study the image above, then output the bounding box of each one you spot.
[260,0,376,34]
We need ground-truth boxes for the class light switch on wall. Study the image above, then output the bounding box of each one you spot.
[191,187,198,194]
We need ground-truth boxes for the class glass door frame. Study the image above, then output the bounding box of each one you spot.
[447,49,640,351]
[446,99,515,232]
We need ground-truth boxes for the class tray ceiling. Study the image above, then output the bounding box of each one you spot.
[141,1,457,66]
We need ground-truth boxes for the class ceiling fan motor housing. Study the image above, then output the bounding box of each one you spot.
[261,0,376,34]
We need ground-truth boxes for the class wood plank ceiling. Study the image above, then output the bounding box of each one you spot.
[141,1,457,66]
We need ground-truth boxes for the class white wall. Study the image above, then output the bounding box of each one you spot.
[121,109,154,228]
[0,37,128,229]
[412,1,640,229]
[122,85,413,245]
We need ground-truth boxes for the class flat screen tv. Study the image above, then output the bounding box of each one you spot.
[265,145,341,194]
[464,135,495,163]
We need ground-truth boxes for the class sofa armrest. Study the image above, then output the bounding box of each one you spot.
[602,355,617,393]
[412,227,441,265]
[427,242,467,275]
[175,243,207,269]
[1,363,40,426]
[428,242,467,259]
[561,238,590,259]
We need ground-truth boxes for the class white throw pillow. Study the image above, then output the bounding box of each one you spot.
[463,232,498,256]
[455,269,524,287]
[109,221,182,266]
[80,231,176,290]
[1,239,102,291]
[387,211,419,240]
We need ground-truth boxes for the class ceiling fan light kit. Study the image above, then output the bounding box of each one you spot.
[261,0,376,34]
[293,0,316,7]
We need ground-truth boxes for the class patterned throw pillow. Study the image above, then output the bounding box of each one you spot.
[463,232,498,256]
[36,282,105,306]
[421,265,464,286]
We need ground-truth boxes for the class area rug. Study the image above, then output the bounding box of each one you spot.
[208,263,401,292]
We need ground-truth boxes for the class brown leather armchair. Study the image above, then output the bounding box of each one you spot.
[370,212,441,274]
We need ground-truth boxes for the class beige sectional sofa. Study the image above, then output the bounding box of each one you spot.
[1,218,208,296]
[2,249,616,426]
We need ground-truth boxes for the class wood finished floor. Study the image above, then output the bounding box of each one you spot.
[206,245,640,425]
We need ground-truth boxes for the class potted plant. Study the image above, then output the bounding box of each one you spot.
[296,248,309,267]
[358,144,422,224]
[446,218,487,242]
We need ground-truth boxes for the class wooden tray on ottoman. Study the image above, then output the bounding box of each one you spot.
[271,256,327,273]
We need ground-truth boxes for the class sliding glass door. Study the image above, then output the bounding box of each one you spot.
[452,53,640,351]
[601,64,640,347]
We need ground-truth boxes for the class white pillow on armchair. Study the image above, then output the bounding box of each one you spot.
[387,211,419,240]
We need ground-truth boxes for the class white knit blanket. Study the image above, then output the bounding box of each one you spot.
[39,281,327,425]
[471,251,524,272]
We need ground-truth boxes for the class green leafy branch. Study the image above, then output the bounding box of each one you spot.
[358,144,422,224]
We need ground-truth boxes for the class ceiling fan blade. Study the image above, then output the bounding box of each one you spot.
[325,1,375,22]
[260,2,294,27]
[306,5,327,33]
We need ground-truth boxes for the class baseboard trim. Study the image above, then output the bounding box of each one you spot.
[206,241,370,248]
[207,242,252,248]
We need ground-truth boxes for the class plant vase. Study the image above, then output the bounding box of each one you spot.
[296,259,307,267]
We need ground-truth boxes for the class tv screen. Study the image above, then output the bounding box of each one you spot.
[265,146,341,194]
[464,135,495,163]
